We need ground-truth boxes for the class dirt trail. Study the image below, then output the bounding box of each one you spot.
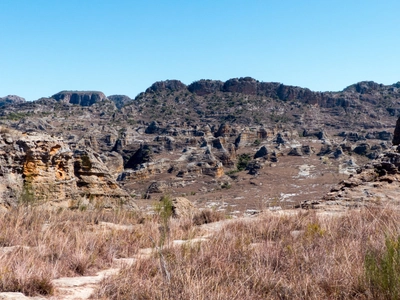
[0,218,238,300]
[2,211,338,300]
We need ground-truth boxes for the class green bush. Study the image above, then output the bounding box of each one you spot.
[237,153,252,171]
[365,236,400,299]
[154,195,174,246]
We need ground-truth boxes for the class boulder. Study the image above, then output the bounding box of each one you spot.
[254,146,269,159]
[246,160,263,175]
[288,147,303,156]
[145,121,162,134]
[147,181,169,194]
[301,145,314,155]
[171,197,199,219]
[353,143,371,156]
[318,144,333,156]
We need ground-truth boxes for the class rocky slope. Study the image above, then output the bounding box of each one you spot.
[298,115,400,211]
[0,95,25,107]
[0,78,399,212]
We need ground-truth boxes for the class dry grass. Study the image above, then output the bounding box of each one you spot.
[2,204,400,299]
[92,206,400,300]
[0,207,161,296]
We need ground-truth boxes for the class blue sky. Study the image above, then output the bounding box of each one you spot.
[1,0,399,101]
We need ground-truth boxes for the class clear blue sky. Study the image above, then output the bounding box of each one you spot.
[1,0,399,101]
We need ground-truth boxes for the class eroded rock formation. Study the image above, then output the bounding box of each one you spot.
[0,130,137,211]
[52,91,107,106]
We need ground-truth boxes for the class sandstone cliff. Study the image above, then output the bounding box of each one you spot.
[0,128,137,211]
[52,91,107,106]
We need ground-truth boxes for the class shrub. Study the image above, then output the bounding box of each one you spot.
[237,153,252,171]
[365,236,400,299]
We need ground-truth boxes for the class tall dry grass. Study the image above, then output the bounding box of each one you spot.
[0,204,216,296]
[0,207,157,296]
[93,206,400,300]
[2,203,400,299]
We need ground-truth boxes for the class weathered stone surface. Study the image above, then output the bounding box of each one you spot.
[52,91,107,106]
[124,145,153,169]
[223,77,258,95]
[235,131,257,149]
[393,116,400,145]
[147,181,169,194]
[170,197,199,219]
[353,143,371,156]
[0,95,25,107]
[246,160,263,175]
[145,121,161,134]
[215,123,232,137]
[318,143,333,156]
[107,94,133,109]
[298,151,400,210]
[101,151,124,179]
[288,147,303,156]
[145,80,187,93]
[211,138,236,167]
[0,130,137,211]
[188,80,223,96]
[254,146,269,159]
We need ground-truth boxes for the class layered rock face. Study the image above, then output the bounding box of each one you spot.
[0,129,136,211]
[52,91,107,106]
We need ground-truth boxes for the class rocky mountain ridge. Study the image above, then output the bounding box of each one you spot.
[1,77,400,213]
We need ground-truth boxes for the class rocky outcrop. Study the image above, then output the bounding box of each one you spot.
[188,80,223,96]
[147,181,169,194]
[288,147,303,156]
[124,145,153,169]
[223,77,258,95]
[343,81,382,94]
[107,95,133,109]
[52,91,107,106]
[246,160,264,175]
[211,138,236,167]
[145,80,187,93]
[215,124,232,137]
[145,121,162,134]
[393,116,400,145]
[298,151,400,211]
[0,130,137,211]
[170,197,199,219]
[0,95,25,107]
